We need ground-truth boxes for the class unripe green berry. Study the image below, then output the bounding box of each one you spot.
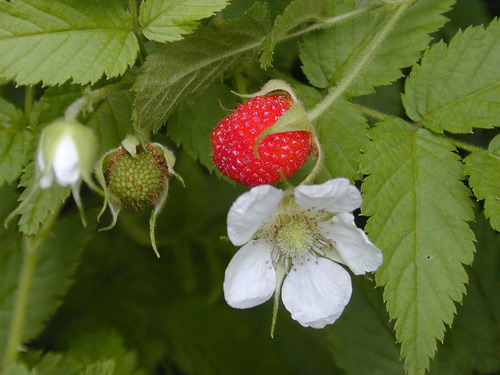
[106,145,169,209]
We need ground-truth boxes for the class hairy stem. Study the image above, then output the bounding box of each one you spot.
[352,103,394,122]
[1,206,61,369]
[128,0,148,63]
[447,137,485,154]
[300,135,324,185]
[129,0,139,29]
[284,2,385,41]
[307,1,414,122]
[65,81,133,121]
[355,103,486,154]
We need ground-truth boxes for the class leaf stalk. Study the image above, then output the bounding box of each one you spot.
[283,2,385,41]
[64,81,133,122]
[307,0,415,122]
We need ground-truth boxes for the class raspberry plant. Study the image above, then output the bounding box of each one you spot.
[0,1,499,375]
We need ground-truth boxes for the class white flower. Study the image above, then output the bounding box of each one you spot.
[223,178,383,329]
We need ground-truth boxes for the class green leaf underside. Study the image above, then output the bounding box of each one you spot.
[168,83,238,170]
[299,0,454,96]
[295,85,368,181]
[360,119,475,375]
[0,0,138,85]
[0,213,92,356]
[464,151,500,231]
[132,2,271,134]
[403,19,500,133]
[17,162,70,236]
[139,0,230,43]
[259,0,326,70]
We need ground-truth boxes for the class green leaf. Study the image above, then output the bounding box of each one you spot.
[295,85,369,181]
[86,90,135,156]
[489,133,500,154]
[66,331,144,375]
[327,277,404,375]
[132,2,271,134]
[168,83,237,170]
[79,361,115,375]
[0,96,24,127]
[32,84,84,126]
[360,119,475,375]
[0,129,33,186]
[259,0,326,70]
[0,97,32,187]
[430,216,500,375]
[23,352,81,375]
[403,20,500,133]
[159,298,290,375]
[1,364,33,375]
[299,0,454,96]
[464,150,500,231]
[0,0,138,85]
[139,0,230,43]
[0,212,93,356]
[16,162,71,236]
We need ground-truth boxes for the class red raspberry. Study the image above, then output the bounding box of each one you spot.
[211,94,312,187]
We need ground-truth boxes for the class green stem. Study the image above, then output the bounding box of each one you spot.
[1,206,61,369]
[300,136,324,185]
[129,0,147,63]
[283,2,384,41]
[352,103,393,122]
[129,0,139,28]
[307,1,414,122]
[447,137,484,154]
[65,81,133,121]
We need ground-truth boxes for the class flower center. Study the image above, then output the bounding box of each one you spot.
[271,212,318,260]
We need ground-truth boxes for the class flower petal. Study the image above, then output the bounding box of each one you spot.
[294,178,361,213]
[39,170,54,190]
[223,239,276,309]
[282,257,352,329]
[227,185,283,246]
[52,135,81,186]
[322,213,383,275]
[36,145,53,189]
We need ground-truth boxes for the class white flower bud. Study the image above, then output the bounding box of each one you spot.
[36,120,97,189]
